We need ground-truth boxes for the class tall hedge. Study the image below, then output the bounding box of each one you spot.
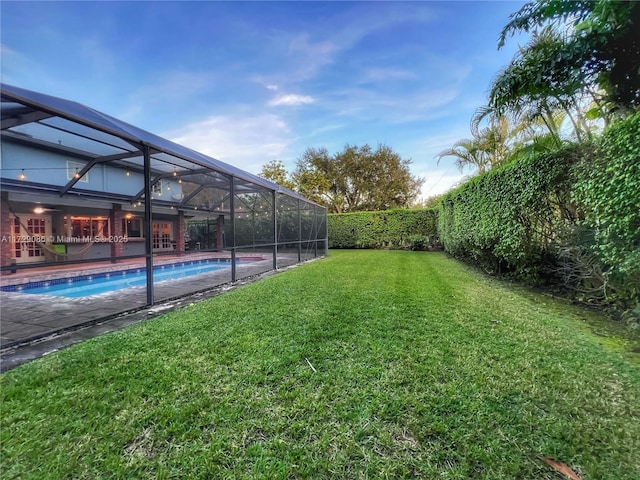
[328,209,437,249]
[573,112,640,303]
[438,146,581,276]
[438,112,640,313]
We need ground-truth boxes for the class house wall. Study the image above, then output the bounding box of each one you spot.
[1,140,182,201]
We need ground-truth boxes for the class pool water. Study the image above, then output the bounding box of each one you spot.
[9,260,236,298]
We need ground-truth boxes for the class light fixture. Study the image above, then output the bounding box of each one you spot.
[18,169,26,180]
[33,207,45,214]
[172,169,177,177]
[178,179,182,184]
[74,168,81,179]
[125,213,133,219]
[125,169,131,176]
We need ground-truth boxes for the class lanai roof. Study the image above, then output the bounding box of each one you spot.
[0,83,311,204]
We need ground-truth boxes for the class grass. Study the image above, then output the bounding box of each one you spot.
[1,250,639,479]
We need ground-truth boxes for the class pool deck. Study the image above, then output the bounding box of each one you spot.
[1,252,299,352]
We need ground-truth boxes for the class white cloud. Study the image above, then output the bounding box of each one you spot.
[268,94,315,107]
[260,5,437,88]
[362,67,417,82]
[324,85,461,125]
[164,112,293,174]
[266,84,279,91]
[0,44,17,55]
[285,34,341,82]
[127,71,217,106]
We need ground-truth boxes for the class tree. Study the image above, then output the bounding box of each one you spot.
[436,138,490,174]
[258,160,295,190]
[489,26,600,139]
[496,0,640,116]
[413,194,443,209]
[292,144,423,213]
[436,115,516,174]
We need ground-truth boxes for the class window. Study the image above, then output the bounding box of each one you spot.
[122,217,143,238]
[67,160,89,183]
[64,216,109,238]
[26,218,46,257]
[151,181,162,196]
[13,217,20,258]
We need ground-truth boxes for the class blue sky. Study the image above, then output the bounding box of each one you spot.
[1,1,527,199]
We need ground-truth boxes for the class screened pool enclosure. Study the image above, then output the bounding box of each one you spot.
[0,84,327,347]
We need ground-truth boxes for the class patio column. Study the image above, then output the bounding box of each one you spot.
[1,192,13,274]
[110,204,124,263]
[176,211,186,253]
[230,177,236,282]
[297,199,302,262]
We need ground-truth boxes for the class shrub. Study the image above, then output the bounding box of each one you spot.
[409,234,429,251]
[437,112,640,318]
[437,146,583,279]
[573,112,640,307]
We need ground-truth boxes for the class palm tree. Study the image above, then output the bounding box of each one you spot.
[436,138,492,174]
[498,0,640,114]
[437,110,521,174]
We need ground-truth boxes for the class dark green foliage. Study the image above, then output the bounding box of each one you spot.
[498,0,640,112]
[408,234,430,251]
[438,113,640,315]
[328,209,437,250]
[438,146,582,277]
[573,111,640,303]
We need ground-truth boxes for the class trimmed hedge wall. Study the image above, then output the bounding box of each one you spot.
[437,145,581,276]
[573,112,640,287]
[437,112,640,315]
[328,209,438,249]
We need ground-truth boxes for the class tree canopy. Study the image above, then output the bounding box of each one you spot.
[272,144,423,213]
[258,160,295,191]
[495,0,640,116]
[437,114,518,173]
[439,0,637,177]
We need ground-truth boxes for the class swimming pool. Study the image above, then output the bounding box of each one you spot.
[2,259,237,298]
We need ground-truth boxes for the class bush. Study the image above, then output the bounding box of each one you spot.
[409,234,430,251]
[437,146,583,279]
[573,112,640,307]
[437,112,640,318]
[328,209,438,249]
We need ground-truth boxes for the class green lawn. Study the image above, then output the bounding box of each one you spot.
[2,250,639,479]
